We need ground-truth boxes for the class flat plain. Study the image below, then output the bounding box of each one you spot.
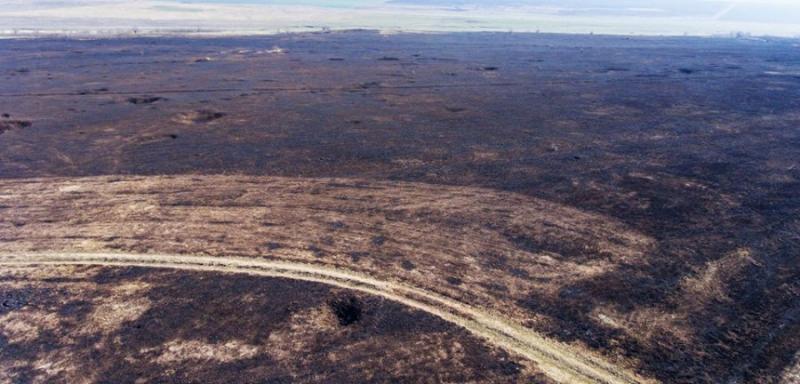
[1,31,799,383]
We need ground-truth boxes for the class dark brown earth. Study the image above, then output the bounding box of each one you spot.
[1,31,800,383]
[0,264,542,383]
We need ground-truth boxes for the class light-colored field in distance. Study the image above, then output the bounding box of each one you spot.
[2,0,800,38]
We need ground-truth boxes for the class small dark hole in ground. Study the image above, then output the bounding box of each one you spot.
[1,113,9,118]
[446,276,463,285]
[678,68,695,74]
[328,296,363,326]
[482,66,499,71]
[167,134,178,139]
[378,56,400,61]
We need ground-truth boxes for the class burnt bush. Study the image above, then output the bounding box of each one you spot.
[348,251,369,262]
[0,120,31,135]
[328,296,362,326]
[127,96,164,104]
[0,289,31,313]
[191,110,225,123]
[328,221,346,230]
[400,260,415,270]
[371,235,386,246]
[307,244,324,258]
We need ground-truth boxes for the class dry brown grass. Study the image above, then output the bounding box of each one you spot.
[0,175,656,383]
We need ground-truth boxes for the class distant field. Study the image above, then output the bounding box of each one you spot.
[2,0,800,37]
[1,31,800,383]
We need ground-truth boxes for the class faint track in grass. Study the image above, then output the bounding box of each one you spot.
[0,251,652,384]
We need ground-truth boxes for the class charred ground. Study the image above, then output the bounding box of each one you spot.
[1,31,800,382]
[0,264,539,383]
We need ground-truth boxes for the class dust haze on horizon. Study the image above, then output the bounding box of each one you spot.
[2,0,800,37]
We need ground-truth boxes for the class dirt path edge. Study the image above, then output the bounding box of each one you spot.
[0,251,654,384]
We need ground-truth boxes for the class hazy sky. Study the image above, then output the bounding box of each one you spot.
[181,0,800,21]
[2,0,800,37]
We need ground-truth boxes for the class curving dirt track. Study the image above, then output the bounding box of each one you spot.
[1,262,548,383]
[0,251,646,384]
[0,175,653,384]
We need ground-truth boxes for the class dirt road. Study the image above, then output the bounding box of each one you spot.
[0,251,650,384]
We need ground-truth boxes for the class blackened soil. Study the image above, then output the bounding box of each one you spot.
[0,265,542,384]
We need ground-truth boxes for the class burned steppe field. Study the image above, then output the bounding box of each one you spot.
[1,31,800,383]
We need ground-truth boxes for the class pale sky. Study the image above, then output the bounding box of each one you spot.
[2,0,800,37]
